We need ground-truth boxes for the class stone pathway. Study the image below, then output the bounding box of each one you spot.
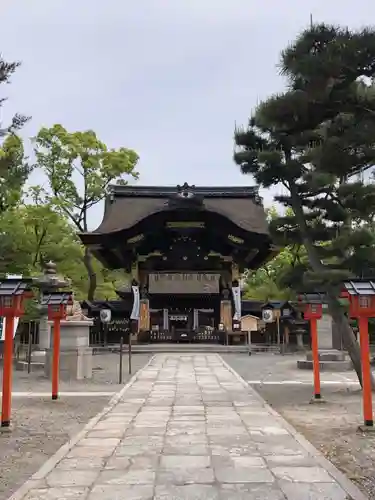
[11,354,366,500]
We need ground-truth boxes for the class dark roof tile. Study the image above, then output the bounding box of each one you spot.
[90,185,269,236]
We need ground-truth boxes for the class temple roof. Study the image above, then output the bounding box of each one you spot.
[89,184,269,236]
[79,183,275,270]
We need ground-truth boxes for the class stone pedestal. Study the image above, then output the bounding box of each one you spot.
[296,332,304,350]
[297,350,353,371]
[44,320,93,381]
[38,316,51,350]
[317,313,334,350]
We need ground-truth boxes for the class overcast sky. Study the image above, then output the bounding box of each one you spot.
[1,0,373,227]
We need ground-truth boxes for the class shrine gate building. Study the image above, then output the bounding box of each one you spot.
[79,183,274,342]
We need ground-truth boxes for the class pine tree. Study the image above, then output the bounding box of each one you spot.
[0,54,32,272]
[0,54,31,214]
[234,24,375,387]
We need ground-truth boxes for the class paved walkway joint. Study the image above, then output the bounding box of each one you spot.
[12,354,366,500]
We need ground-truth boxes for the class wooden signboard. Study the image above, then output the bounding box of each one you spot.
[149,273,220,294]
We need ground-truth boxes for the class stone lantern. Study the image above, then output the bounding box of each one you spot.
[33,261,70,350]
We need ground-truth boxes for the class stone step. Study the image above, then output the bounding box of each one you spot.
[297,359,353,371]
[306,350,346,362]
[15,360,44,372]
[93,344,281,354]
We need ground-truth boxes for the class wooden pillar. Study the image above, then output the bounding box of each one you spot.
[220,300,232,332]
[139,299,150,331]
[131,260,139,282]
[232,262,240,282]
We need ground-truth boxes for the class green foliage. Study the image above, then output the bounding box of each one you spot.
[234,22,375,385]
[235,23,375,291]
[0,55,29,139]
[0,135,32,213]
[0,55,31,216]
[0,207,33,274]
[0,200,128,300]
[32,124,139,299]
[21,297,41,323]
[0,56,132,304]
[243,250,296,301]
[33,124,139,231]
[244,206,307,300]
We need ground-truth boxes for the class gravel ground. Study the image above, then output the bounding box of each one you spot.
[0,397,108,500]
[1,352,151,393]
[0,353,151,500]
[223,352,375,500]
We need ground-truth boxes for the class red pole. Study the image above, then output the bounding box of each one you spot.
[52,317,61,400]
[358,316,373,427]
[310,317,321,399]
[1,315,15,427]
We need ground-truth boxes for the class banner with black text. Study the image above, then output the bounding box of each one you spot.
[232,286,241,320]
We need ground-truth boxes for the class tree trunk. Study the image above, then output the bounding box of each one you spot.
[325,294,365,386]
[289,186,375,390]
[83,248,97,301]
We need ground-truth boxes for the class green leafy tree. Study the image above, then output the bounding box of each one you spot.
[234,24,375,387]
[20,187,124,300]
[0,207,32,274]
[0,134,31,213]
[0,56,29,139]
[0,188,128,300]
[244,246,304,301]
[0,55,32,273]
[0,136,33,274]
[244,205,307,301]
[0,56,31,213]
[33,124,139,300]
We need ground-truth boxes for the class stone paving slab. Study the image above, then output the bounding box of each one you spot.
[9,354,367,500]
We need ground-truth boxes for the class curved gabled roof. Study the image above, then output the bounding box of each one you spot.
[88,184,270,236]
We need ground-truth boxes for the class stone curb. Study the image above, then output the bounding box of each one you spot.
[6,355,155,500]
[218,354,368,500]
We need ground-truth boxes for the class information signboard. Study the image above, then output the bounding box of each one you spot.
[149,273,220,294]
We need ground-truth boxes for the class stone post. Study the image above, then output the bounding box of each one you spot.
[45,319,93,380]
[291,316,307,352]
[295,327,304,350]
[317,312,334,350]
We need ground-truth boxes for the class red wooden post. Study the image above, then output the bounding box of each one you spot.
[358,316,373,426]
[1,315,15,427]
[310,317,321,399]
[0,283,32,428]
[52,317,61,400]
[299,297,324,402]
[47,302,68,401]
[344,283,375,429]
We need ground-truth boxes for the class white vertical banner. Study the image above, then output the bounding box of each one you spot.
[0,274,22,341]
[130,285,140,320]
[232,286,241,320]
